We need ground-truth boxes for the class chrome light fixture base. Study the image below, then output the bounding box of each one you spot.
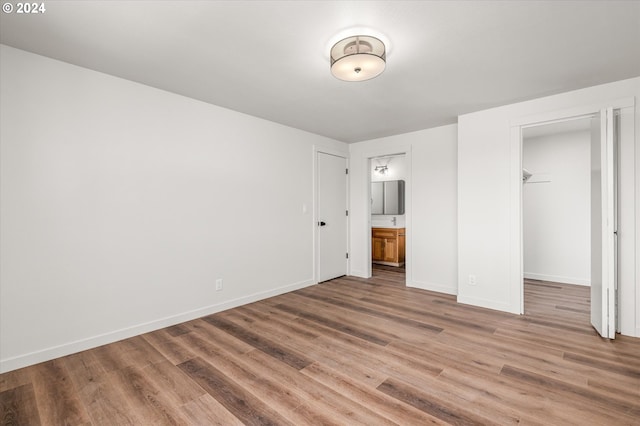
[330,35,386,82]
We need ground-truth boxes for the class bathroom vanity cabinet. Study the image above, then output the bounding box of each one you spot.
[372,227,405,267]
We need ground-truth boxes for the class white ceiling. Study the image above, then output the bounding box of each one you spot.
[1,1,639,143]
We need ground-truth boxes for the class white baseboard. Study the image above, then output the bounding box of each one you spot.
[349,269,370,279]
[0,278,314,373]
[457,295,519,315]
[408,279,457,296]
[524,272,590,286]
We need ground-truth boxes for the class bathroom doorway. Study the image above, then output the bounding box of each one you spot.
[370,154,407,283]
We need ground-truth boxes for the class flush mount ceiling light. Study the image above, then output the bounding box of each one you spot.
[330,35,386,82]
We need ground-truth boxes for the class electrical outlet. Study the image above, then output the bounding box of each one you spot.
[215,278,223,291]
[468,275,477,286]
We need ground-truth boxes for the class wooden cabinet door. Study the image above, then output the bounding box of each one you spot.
[383,238,398,262]
[372,237,385,261]
[372,228,405,266]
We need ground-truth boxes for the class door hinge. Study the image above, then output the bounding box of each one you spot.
[346,253,349,259]
[346,210,349,216]
[345,168,349,175]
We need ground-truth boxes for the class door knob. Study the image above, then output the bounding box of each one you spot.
[319,221,326,226]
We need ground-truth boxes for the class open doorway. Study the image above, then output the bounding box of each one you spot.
[519,109,622,339]
[512,100,635,338]
[522,118,593,326]
[370,154,407,284]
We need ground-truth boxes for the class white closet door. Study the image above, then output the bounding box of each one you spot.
[590,107,616,339]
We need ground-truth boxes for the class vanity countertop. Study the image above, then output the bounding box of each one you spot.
[371,217,405,229]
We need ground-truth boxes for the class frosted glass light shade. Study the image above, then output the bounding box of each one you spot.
[330,35,386,81]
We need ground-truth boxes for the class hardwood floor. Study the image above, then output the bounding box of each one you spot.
[2,269,639,425]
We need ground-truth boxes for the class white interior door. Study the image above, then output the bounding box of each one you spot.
[317,152,348,282]
[590,107,616,339]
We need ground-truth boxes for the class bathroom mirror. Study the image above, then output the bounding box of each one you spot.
[371,182,384,214]
[371,180,405,215]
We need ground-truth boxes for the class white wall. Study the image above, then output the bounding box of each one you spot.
[457,77,639,337]
[523,129,591,286]
[350,124,458,295]
[0,45,347,372]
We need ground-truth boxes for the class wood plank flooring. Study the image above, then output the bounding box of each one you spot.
[2,267,639,425]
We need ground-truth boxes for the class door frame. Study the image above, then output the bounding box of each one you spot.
[313,147,349,284]
[365,149,412,282]
[509,98,635,331]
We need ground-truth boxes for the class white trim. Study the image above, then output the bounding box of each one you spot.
[457,295,517,314]
[510,97,635,127]
[634,97,640,338]
[524,272,590,287]
[617,105,638,336]
[408,279,457,295]
[349,268,369,278]
[635,98,640,337]
[520,113,596,129]
[509,125,524,314]
[0,278,314,373]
